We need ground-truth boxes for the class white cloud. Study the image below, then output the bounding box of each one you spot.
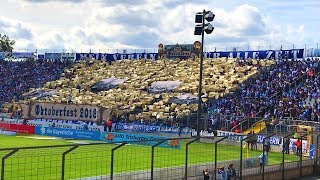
[0,0,318,52]
[0,17,33,39]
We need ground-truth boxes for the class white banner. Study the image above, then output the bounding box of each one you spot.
[30,103,101,122]
[191,130,215,137]
[26,119,104,131]
[289,138,309,154]
[216,130,246,142]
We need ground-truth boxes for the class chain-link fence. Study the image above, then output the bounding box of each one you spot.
[0,133,319,180]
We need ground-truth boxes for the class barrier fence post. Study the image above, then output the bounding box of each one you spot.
[299,133,311,177]
[240,135,252,180]
[61,145,79,180]
[300,136,303,177]
[262,133,276,180]
[214,136,227,180]
[110,143,126,180]
[1,149,19,180]
[282,133,295,180]
[185,137,200,180]
[151,139,168,180]
[316,134,320,175]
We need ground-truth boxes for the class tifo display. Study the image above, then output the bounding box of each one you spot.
[2,57,275,123]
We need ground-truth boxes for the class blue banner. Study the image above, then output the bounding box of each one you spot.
[101,132,181,149]
[35,126,101,141]
[0,52,12,59]
[73,49,303,61]
[115,123,191,134]
[306,48,320,57]
[44,53,62,60]
[204,49,304,60]
[115,123,160,133]
[309,144,315,159]
[256,135,282,145]
[1,49,305,61]
[0,52,35,59]
[38,54,45,60]
[13,52,35,59]
[75,53,158,61]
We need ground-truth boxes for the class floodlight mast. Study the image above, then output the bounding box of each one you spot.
[194,9,215,137]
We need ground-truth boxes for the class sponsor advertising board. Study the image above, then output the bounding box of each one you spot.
[0,123,35,134]
[35,126,101,140]
[101,132,180,149]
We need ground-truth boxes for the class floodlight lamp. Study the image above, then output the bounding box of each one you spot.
[205,11,215,22]
[194,25,203,35]
[195,12,203,23]
[204,23,214,34]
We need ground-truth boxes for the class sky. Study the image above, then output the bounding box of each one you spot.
[0,0,319,52]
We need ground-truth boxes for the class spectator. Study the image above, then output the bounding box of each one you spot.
[251,131,257,150]
[107,119,113,132]
[82,121,88,130]
[264,138,271,154]
[68,93,72,104]
[295,139,302,156]
[203,169,210,180]
[218,167,226,180]
[259,152,268,173]
[103,120,108,131]
[235,128,241,133]
[246,131,252,149]
[283,138,290,154]
[227,164,236,180]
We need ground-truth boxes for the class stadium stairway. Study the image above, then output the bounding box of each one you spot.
[244,120,266,134]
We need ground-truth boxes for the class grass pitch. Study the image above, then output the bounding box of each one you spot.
[0,134,301,180]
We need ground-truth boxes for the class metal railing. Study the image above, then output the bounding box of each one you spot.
[11,42,320,55]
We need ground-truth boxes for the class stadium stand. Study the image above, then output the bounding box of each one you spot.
[0,60,71,107]
[1,57,319,135]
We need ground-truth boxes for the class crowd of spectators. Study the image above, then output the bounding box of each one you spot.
[277,66,319,121]
[0,60,70,107]
[209,58,320,131]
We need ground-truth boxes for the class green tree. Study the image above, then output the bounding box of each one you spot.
[0,34,15,52]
